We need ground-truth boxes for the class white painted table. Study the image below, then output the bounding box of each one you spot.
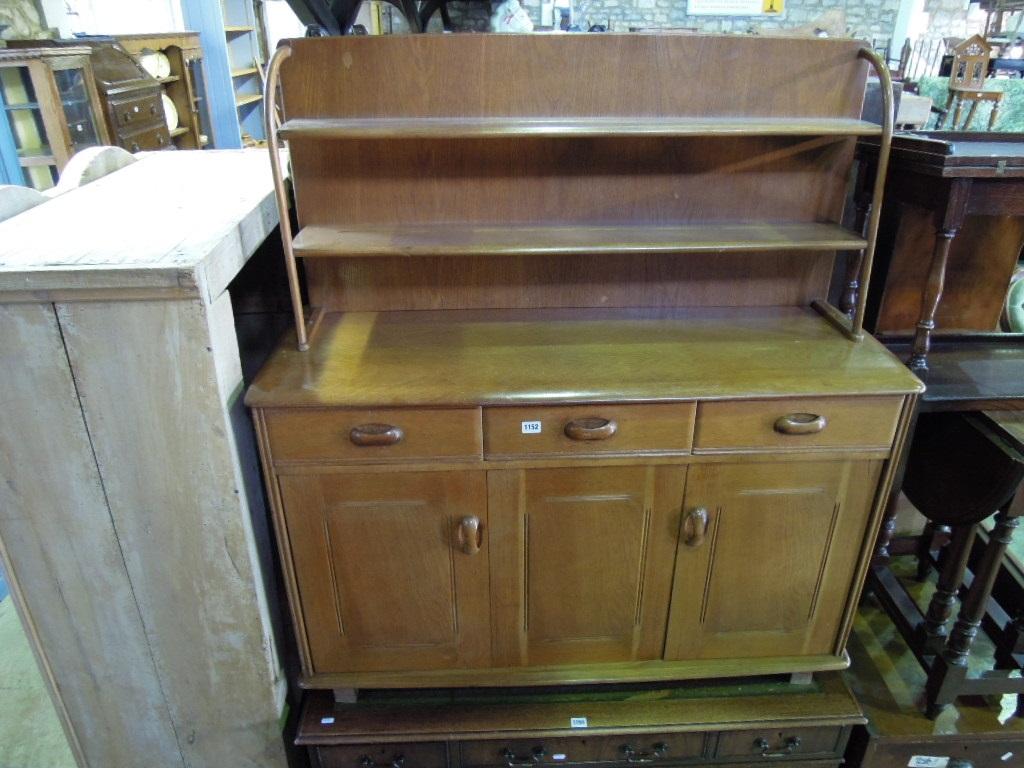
[0,150,288,768]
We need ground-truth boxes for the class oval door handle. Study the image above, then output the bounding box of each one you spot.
[683,507,709,547]
[773,413,827,435]
[360,755,405,768]
[754,736,801,758]
[457,516,482,555]
[564,417,617,441]
[621,743,668,764]
[502,748,545,767]
[349,423,404,447]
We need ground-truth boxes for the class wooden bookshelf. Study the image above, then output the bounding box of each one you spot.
[292,222,868,259]
[235,93,262,107]
[221,0,264,142]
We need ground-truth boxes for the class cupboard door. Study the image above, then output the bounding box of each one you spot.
[664,460,882,661]
[489,465,685,667]
[278,471,490,673]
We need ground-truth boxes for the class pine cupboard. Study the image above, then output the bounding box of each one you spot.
[247,34,922,690]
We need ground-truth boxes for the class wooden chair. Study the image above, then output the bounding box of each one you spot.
[938,34,1003,130]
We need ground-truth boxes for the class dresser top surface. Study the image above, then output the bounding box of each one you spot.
[246,307,923,408]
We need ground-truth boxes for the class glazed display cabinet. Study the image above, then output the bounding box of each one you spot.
[0,47,108,190]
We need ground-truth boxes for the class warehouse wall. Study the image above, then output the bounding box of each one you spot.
[441,0,900,38]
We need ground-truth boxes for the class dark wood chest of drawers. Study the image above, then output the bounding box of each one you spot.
[86,44,170,151]
[298,675,862,768]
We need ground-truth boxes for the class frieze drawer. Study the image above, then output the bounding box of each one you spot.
[316,742,449,768]
[483,403,696,458]
[459,733,706,767]
[694,397,903,453]
[263,407,483,464]
[714,726,846,760]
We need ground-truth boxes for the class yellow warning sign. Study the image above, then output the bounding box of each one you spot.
[763,0,783,13]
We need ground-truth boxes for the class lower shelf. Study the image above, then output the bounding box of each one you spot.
[291,221,868,259]
[299,653,851,690]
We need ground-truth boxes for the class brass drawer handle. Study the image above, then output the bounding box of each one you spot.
[621,743,668,764]
[501,747,545,767]
[683,507,709,547]
[773,413,826,435]
[360,755,404,768]
[564,417,617,441]
[350,423,404,447]
[754,736,801,758]
[457,516,482,555]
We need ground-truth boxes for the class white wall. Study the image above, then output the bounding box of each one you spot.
[44,0,184,37]
[263,0,305,49]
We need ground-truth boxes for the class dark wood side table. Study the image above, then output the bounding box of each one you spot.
[844,581,1024,768]
[868,406,1024,717]
[851,132,1024,372]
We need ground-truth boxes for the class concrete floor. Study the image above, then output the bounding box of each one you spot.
[0,589,75,768]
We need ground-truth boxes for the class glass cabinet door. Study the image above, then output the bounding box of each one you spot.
[0,65,57,189]
[53,67,99,152]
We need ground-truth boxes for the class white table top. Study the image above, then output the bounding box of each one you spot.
[0,149,282,304]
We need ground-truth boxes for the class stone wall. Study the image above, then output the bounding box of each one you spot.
[920,0,983,42]
[0,0,47,38]
[441,0,899,39]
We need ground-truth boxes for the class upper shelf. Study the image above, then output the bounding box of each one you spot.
[278,116,882,141]
[292,222,868,259]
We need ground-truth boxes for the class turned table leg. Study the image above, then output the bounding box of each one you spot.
[909,227,958,371]
[989,101,1002,131]
[962,100,979,131]
[841,200,871,318]
[951,95,966,130]
[920,523,976,655]
[937,91,955,129]
[841,158,875,318]
[926,506,1021,716]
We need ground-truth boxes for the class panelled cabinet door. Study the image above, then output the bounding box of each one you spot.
[664,460,882,661]
[488,465,686,666]
[278,471,490,673]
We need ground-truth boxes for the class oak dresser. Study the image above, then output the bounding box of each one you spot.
[246,34,923,694]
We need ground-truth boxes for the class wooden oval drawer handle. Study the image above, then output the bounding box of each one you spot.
[564,417,617,441]
[349,423,404,446]
[773,413,827,435]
